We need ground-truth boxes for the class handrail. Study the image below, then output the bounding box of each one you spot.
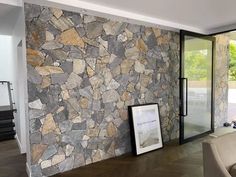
[0,81,15,111]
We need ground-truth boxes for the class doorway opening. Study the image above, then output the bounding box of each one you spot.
[228,39,236,123]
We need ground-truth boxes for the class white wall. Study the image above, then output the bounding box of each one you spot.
[12,7,29,160]
[0,35,14,106]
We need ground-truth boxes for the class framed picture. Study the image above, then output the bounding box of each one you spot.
[128,103,163,155]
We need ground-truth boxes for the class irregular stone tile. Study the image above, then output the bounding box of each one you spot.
[24,3,41,21]
[30,132,42,144]
[79,86,92,99]
[30,119,42,134]
[42,165,60,176]
[86,45,99,58]
[52,154,65,165]
[59,121,72,133]
[51,73,69,84]
[27,65,42,84]
[83,37,99,47]
[65,144,74,156]
[31,144,48,164]
[61,90,70,100]
[40,7,53,22]
[29,99,43,110]
[134,60,145,73]
[99,45,109,57]
[125,47,140,60]
[48,50,67,61]
[70,14,82,26]
[41,76,51,88]
[61,61,73,73]
[41,160,52,169]
[85,21,103,39]
[46,31,55,41]
[127,24,141,33]
[121,91,132,101]
[125,28,133,40]
[136,38,148,52]
[35,66,64,76]
[109,56,122,69]
[41,145,58,160]
[107,122,117,137]
[89,75,103,89]
[120,59,134,74]
[26,20,46,49]
[106,79,120,90]
[73,59,86,74]
[102,90,119,103]
[108,37,125,58]
[84,15,96,23]
[74,153,85,168]
[85,57,96,70]
[87,128,100,137]
[50,8,63,18]
[58,28,85,48]
[72,121,86,130]
[50,16,74,31]
[92,150,102,163]
[27,48,45,67]
[42,113,57,135]
[117,33,128,42]
[41,41,63,50]
[59,156,74,172]
[31,164,43,177]
[103,21,125,35]
[42,133,57,145]
[146,32,157,49]
[92,100,101,111]
[152,28,161,37]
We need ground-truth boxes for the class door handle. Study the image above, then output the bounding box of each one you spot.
[180,78,188,117]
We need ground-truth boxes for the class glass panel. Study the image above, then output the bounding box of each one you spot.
[183,36,212,139]
[0,83,10,106]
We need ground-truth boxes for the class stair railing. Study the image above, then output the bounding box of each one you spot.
[0,81,16,111]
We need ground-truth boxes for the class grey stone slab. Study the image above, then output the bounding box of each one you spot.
[72,121,86,130]
[61,61,73,73]
[59,156,74,172]
[41,145,58,160]
[27,65,42,85]
[30,132,42,144]
[85,21,103,39]
[42,165,60,176]
[42,133,57,145]
[51,73,69,84]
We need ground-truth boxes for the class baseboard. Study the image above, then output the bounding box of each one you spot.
[15,134,26,154]
[26,162,31,177]
[15,134,22,153]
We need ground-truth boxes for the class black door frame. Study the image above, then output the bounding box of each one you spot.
[179,30,215,144]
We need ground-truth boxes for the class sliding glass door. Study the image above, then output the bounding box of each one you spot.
[179,31,215,144]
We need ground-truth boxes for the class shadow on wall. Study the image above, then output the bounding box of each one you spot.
[25,3,179,176]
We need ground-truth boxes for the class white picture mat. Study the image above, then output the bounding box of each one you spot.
[132,104,163,155]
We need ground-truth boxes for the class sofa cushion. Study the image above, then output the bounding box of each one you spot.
[230,163,236,177]
[208,132,236,171]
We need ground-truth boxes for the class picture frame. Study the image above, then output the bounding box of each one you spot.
[128,103,163,155]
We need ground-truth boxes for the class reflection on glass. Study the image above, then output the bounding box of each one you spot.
[184,36,212,139]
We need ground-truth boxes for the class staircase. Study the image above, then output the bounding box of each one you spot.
[0,81,16,141]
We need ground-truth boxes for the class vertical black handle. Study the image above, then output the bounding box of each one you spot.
[180,78,188,116]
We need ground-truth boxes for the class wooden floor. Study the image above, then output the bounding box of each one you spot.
[0,139,27,177]
[54,137,208,177]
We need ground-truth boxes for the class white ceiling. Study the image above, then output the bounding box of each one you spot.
[75,0,236,34]
[0,3,21,35]
[2,0,236,34]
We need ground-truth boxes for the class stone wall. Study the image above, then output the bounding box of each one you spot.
[25,3,179,177]
[214,34,229,127]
